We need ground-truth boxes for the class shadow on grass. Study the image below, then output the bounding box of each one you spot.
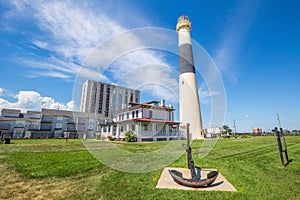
[213,146,275,160]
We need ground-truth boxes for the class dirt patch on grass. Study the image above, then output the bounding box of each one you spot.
[0,164,110,200]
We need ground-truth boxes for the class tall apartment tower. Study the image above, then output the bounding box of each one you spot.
[176,16,204,139]
[80,80,140,118]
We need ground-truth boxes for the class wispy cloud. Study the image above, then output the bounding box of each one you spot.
[75,26,182,103]
[198,84,220,105]
[214,0,261,82]
[4,0,123,80]
[0,90,76,112]
[3,0,178,102]
[115,61,179,101]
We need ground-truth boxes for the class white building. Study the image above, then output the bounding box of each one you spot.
[0,109,41,138]
[100,100,184,142]
[80,80,140,118]
[0,108,107,139]
[205,127,221,138]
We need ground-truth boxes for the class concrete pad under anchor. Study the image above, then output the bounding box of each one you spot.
[156,167,236,192]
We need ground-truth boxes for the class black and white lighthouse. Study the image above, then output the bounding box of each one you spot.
[176,16,204,139]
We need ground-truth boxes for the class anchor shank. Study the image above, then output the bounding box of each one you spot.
[186,123,198,181]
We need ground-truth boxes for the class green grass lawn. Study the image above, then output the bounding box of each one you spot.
[0,137,299,200]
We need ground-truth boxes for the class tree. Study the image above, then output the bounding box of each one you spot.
[124,129,137,142]
[222,125,232,135]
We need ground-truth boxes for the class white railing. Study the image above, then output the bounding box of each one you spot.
[139,131,184,137]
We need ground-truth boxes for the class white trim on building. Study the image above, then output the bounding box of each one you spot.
[100,101,184,142]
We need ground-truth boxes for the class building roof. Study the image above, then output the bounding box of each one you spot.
[1,109,21,117]
[116,101,175,113]
[86,80,141,92]
[41,108,106,119]
[116,117,180,125]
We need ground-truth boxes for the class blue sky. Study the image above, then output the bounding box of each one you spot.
[0,0,299,132]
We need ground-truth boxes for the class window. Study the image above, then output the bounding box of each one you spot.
[132,111,135,118]
[149,110,153,118]
[132,124,135,131]
[127,112,129,119]
[136,110,139,118]
[130,93,134,102]
[144,124,148,131]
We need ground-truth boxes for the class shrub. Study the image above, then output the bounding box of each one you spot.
[124,130,136,142]
[107,136,113,141]
[95,134,101,140]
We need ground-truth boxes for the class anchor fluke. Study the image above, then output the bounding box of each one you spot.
[168,123,219,188]
[169,169,218,187]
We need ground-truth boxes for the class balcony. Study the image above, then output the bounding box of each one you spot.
[29,124,40,130]
[40,125,52,131]
[77,125,86,131]
[77,119,86,124]
[67,125,77,131]
[139,131,183,137]
[67,118,76,124]
[0,123,10,130]
[41,117,53,123]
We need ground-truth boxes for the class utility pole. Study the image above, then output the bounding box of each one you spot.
[276,113,282,129]
[233,120,237,136]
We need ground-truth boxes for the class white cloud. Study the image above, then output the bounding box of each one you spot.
[198,84,220,105]
[0,88,3,96]
[4,0,178,101]
[66,100,77,111]
[4,0,126,80]
[115,62,179,102]
[0,90,76,112]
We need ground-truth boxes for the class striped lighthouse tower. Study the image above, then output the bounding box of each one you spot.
[176,16,204,139]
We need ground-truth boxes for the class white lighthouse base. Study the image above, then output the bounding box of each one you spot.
[179,73,204,139]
